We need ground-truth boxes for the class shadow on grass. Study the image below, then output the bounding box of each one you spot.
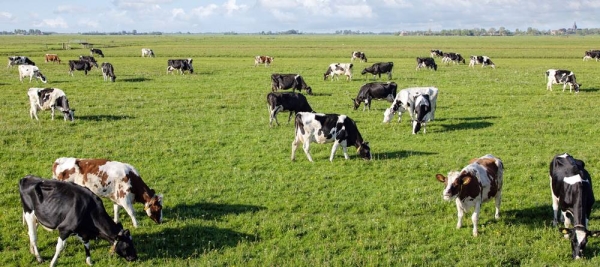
[438,121,493,132]
[121,77,152,82]
[169,202,266,221]
[374,150,437,160]
[310,92,332,97]
[503,205,551,227]
[76,115,134,121]
[436,116,499,122]
[582,88,600,93]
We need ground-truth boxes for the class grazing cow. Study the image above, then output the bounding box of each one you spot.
[469,55,496,69]
[549,153,600,259]
[167,58,194,75]
[546,69,581,93]
[7,56,35,68]
[291,112,371,162]
[52,157,163,228]
[27,87,75,121]
[383,87,439,126]
[323,63,353,81]
[254,55,274,67]
[271,73,313,95]
[267,92,314,127]
[361,62,394,80]
[435,154,504,237]
[18,65,47,83]
[416,57,438,71]
[411,93,434,134]
[430,49,444,58]
[68,60,93,76]
[442,52,465,65]
[583,50,600,61]
[351,51,367,62]
[141,48,155,57]
[101,62,116,82]
[79,55,99,67]
[90,48,104,57]
[19,175,137,266]
[44,54,61,64]
[352,82,397,111]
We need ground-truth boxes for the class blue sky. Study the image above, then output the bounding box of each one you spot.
[0,0,596,33]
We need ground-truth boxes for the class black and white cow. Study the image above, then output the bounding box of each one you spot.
[267,92,314,127]
[351,51,367,62]
[416,57,438,71]
[430,49,444,58]
[69,60,93,76]
[141,48,155,57]
[19,175,137,266]
[90,48,105,57]
[546,69,581,93]
[101,62,116,82]
[583,50,600,61]
[361,62,394,80]
[8,56,35,68]
[383,87,439,130]
[291,112,371,162]
[167,58,194,75]
[323,63,353,81]
[352,82,397,111]
[18,65,47,83]
[271,74,313,95]
[469,55,496,69]
[411,93,433,134]
[549,153,600,259]
[28,87,75,121]
[79,55,99,68]
[442,52,465,65]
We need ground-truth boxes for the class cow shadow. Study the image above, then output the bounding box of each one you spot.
[503,205,552,228]
[438,120,493,132]
[309,92,332,97]
[373,150,437,160]
[76,115,134,121]
[121,77,152,82]
[168,202,266,221]
[582,88,600,93]
[436,116,499,122]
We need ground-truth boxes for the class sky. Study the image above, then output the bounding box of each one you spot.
[0,0,597,33]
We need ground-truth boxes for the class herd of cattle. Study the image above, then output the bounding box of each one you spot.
[8,45,600,264]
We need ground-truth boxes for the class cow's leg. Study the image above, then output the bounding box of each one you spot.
[50,235,69,267]
[121,203,139,228]
[113,203,121,224]
[551,178,560,226]
[546,80,552,91]
[302,141,313,162]
[329,140,340,161]
[455,199,464,229]
[291,134,300,161]
[286,111,294,124]
[51,107,55,120]
[494,190,502,220]
[388,72,392,80]
[562,83,567,92]
[24,212,43,262]
[397,111,403,123]
[341,140,349,160]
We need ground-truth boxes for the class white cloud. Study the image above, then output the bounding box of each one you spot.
[33,17,68,28]
[223,0,248,15]
[0,11,15,21]
[54,5,88,14]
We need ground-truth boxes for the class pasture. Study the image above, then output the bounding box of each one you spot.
[1,34,600,266]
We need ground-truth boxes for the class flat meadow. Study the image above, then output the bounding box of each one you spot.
[1,34,600,266]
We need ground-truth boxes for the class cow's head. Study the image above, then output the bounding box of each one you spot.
[352,98,361,110]
[111,227,138,262]
[436,171,472,200]
[63,109,75,121]
[357,142,371,160]
[383,108,394,123]
[144,194,163,224]
[304,87,313,95]
[560,227,600,259]
[36,71,47,83]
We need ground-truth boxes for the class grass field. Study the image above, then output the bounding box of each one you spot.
[2,34,600,266]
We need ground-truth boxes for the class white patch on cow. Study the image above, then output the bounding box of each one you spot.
[563,174,583,185]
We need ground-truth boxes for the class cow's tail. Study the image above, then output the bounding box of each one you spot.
[294,113,305,136]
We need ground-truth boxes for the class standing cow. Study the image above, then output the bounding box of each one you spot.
[361,62,394,80]
[101,62,116,82]
[254,55,274,67]
[19,175,137,266]
[436,154,504,237]
[416,57,437,71]
[271,74,313,95]
[79,56,99,68]
[44,54,61,64]
[352,82,397,111]
[68,60,93,76]
[442,52,465,65]
[18,65,47,83]
[141,48,155,57]
[267,92,314,127]
[27,88,75,121]
[546,69,581,93]
[549,153,600,259]
[291,112,371,162]
[8,56,35,68]
[383,87,439,125]
[469,55,496,68]
[323,63,353,81]
[167,58,194,75]
[351,51,367,62]
[90,48,105,57]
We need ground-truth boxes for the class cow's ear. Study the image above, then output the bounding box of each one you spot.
[435,174,446,183]
[462,176,472,185]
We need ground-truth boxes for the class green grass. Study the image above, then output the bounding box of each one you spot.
[2,34,600,266]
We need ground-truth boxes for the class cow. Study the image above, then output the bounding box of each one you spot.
[323,63,353,81]
[469,55,496,69]
[267,92,314,127]
[351,51,367,62]
[352,82,397,111]
[68,60,93,76]
[549,153,600,259]
[416,57,438,71]
[291,112,371,162]
[167,58,194,75]
[19,175,137,266]
[90,48,105,57]
[7,56,35,68]
[52,157,163,228]
[79,55,99,68]
[18,65,47,83]
[383,87,439,125]
[411,93,434,134]
[361,62,394,80]
[44,54,61,64]
[254,55,274,67]
[435,154,504,237]
[430,49,444,58]
[27,87,75,121]
[583,50,600,61]
[442,52,465,65]
[141,48,155,57]
[271,74,313,95]
[546,69,581,93]
[101,62,116,82]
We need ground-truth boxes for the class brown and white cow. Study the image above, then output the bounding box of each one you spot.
[436,154,504,236]
[254,55,273,67]
[44,54,61,64]
[52,157,163,228]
